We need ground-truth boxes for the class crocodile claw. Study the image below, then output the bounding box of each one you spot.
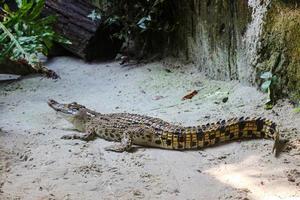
[61,135,73,140]
[272,131,281,157]
[104,144,128,153]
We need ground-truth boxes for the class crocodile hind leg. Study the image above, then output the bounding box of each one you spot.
[104,130,133,152]
[61,128,96,141]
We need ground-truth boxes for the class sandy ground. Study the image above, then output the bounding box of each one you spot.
[0,57,300,200]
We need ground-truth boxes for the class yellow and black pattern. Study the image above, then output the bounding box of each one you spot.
[48,99,280,153]
[159,117,278,150]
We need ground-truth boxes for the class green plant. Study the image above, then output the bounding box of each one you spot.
[293,107,300,113]
[93,0,176,57]
[293,101,300,113]
[260,71,278,109]
[87,9,101,21]
[0,0,70,73]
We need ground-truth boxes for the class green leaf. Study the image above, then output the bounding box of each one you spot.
[260,72,272,79]
[264,101,273,110]
[87,10,101,22]
[271,75,278,83]
[27,0,45,21]
[261,80,271,93]
[3,4,12,13]
[293,107,300,113]
[0,0,69,72]
[53,34,72,44]
[137,15,151,30]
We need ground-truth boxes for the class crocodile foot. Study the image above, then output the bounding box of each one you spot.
[61,131,96,141]
[104,144,130,152]
[104,132,133,152]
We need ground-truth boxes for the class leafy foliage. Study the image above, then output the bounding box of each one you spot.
[0,0,70,71]
[293,106,300,113]
[92,0,176,57]
[260,71,279,109]
[292,100,300,113]
[87,9,101,22]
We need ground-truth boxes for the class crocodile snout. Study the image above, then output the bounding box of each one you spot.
[48,99,64,112]
[48,99,58,106]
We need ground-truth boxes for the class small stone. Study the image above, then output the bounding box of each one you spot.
[288,177,296,182]
[22,155,28,161]
[153,96,165,100]
[174,188,180,193]
[218,155,227,160]
[133,190,142,196]
[222,97,229,103]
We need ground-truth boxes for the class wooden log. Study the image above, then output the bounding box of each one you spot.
[0,59,59,78]
[43,0,122,61]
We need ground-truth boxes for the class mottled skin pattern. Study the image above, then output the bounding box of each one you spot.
[48,99,280,153]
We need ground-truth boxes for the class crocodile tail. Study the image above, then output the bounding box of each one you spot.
[193,117,279,151]
[158,117,279,152]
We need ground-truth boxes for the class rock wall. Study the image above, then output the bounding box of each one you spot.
[172,0,300,101]
[172,0,251,81]
[90,0,300,101]
[257,0,300,101]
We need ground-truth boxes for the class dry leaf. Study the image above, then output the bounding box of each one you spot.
[182,90,198,100]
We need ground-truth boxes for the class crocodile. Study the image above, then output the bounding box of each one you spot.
[48,99,280,153]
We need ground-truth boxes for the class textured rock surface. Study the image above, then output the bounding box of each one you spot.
[172,0,251,81]
[171,0,300,101]
[65,0,300,101]
[257,0,300,101]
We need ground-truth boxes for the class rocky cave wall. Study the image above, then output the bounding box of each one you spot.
[91,0,300,101]
[171,0,252,82]
[257,0,300,101]
[171,0,300,101]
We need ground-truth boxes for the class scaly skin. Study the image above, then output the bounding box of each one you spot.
[48,99,280,153]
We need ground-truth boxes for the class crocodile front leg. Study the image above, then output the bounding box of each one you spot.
[104,130,134,152]
[61,128,96,141]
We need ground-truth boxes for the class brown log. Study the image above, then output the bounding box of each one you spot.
[43,0,122,61]
[0,59,59,79]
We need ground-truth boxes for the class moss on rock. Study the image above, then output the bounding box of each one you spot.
[258,0,300,101]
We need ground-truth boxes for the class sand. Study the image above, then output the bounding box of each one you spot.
[0,57,299,200]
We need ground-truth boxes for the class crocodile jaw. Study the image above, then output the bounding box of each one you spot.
[48,99,80,115]
[48,99,94,132]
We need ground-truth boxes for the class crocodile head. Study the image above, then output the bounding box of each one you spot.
[48,99,96,131]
